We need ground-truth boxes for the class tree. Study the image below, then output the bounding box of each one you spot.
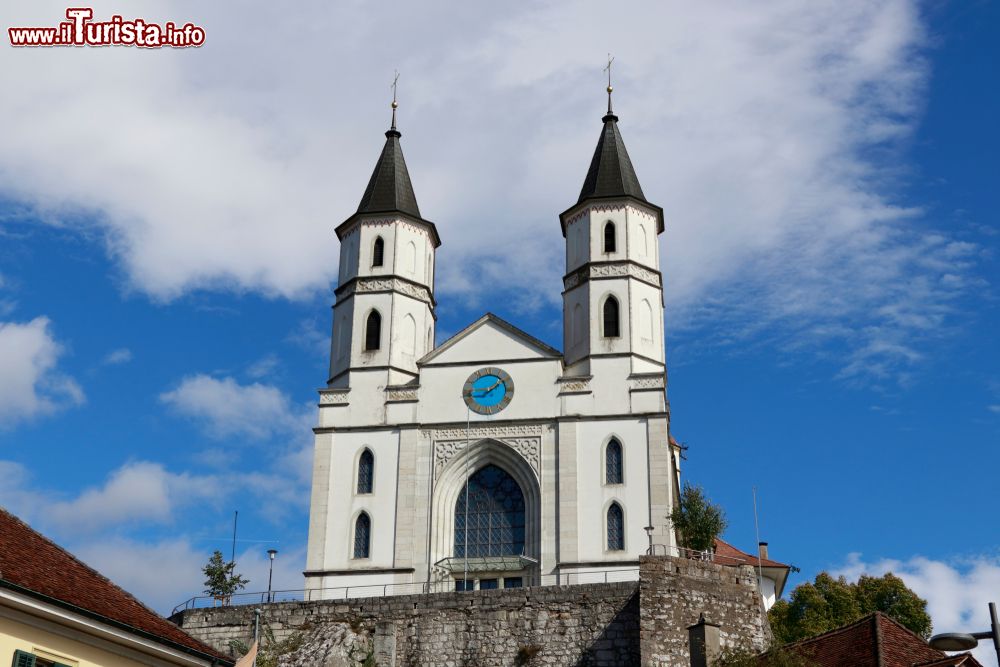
[769,572,931,644]
[202,550,249,601]
[669,482,728,552]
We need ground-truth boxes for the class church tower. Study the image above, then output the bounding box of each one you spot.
[560,85,665,380]
[328,99,441,392]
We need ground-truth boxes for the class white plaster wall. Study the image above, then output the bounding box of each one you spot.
[589,277,631,354]
[387,294,433,375]
[588,207,628,262]
[629,280,665,364]
[566,216,590,272]
[391,223,434,287]
[357,223,396,278]
[416,359,562,424]
[574,418,654,563]
[563,287,589,365]
[338,227,361,285]
[318,429,400,571]
[626,205,660,271]
[329,299,355,384]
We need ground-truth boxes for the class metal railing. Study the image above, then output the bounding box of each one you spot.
[171,566,642,615]
[645,543,755,567]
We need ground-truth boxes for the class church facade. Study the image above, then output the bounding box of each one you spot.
[305,92,682,595]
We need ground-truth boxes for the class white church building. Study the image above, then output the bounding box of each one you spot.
[304,89,684,596]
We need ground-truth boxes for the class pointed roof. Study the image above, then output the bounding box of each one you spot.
[577,111,647,204]
[356,127,422,219]
[0,508,230,665]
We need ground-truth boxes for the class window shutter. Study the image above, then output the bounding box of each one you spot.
[12,650,36,667]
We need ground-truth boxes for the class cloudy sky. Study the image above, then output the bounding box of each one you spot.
[1,0,998,662]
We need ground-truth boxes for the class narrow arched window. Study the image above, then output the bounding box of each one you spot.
[372,237,384,267]
[606,439,623,484]
[607,503,624,551]
[364,311,381,351]
[353,513,371,558]
[604,222,616,253]
[603,297,620,338]
[357,449,374,494]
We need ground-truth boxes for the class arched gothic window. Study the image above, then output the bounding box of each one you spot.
[353,513,371,558]
[604,222,616,253]
[454,465,525,558]
[607,503,624,551]
[364,311,381,351]
[357,449,374,494]
[603,296,620,338]
[372,237,384,267]
[606,439,623,484]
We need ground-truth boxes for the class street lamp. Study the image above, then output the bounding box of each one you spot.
[266,549,278,603]
[929,602,1000,665]
[644,526,655,554]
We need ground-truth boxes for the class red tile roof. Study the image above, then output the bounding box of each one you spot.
[782,613,984,667]
[714,538,790,569]
[0,508,230,664]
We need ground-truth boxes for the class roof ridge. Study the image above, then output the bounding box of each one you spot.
[782,611,884,649]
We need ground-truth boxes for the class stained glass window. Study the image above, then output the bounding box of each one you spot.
[353,513,371,558]
[454,464,525,558]
[357,449,374,494]
[606,439,623,484]
[607,503,624,551]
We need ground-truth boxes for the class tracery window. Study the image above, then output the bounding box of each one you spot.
[357,449,374,494]
[454,465,525,558]
[607,502,624,551]
[372,236,384,267]
[353,513,371,558]
[365,311,381,351]
[603,296,620,338]
[606,439,623,484]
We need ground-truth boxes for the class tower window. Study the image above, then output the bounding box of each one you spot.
[607,502,624,551]
[353,512,371,558]
[357,449,374,494]
[603,296,620,338]
[372,236,385,267]
[604,222,616,253]
[364,311,382,351]
[606,439,623,484]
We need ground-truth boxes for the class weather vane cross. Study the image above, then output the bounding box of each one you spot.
[604,53,615,113]
[390,70,400,130]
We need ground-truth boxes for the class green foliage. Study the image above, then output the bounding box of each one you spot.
[202,550,249,599]
[769,572,932,644]
[669,482,728,552]
[230,620,307,667]
[718,645,816,666]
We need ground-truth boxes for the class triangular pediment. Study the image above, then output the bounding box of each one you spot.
[419,313,562,365]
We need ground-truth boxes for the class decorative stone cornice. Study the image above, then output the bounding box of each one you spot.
[335,275,434,306]
[385,386,419,402]
[627,374,665,392]
[563,261,661,291]
[557,376,592,394]
[318,389,350,405]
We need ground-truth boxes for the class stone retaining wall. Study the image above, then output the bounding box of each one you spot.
[170,556,770,666]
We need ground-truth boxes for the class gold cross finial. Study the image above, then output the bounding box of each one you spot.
[390,70,400,130]
[604,54,615,114]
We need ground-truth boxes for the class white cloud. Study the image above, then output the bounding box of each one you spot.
[160,374,306,440]
[0,1,979,381]
[245,353,280,380]
[102,347,133,365]
[834,552,1000,667]
[44,461,224,534]
[0,316,84,426]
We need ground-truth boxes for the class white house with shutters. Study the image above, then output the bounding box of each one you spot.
[305,90,683,596]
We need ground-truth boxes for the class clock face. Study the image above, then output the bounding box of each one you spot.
[463,367,514,415]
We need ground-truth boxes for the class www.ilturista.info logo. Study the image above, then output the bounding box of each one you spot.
[9,8,205,48]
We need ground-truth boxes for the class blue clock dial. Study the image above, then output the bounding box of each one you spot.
[462,367,514,415]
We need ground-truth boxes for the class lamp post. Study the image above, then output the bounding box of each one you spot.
[266,549,278,603]
[929,601,1000,665]
[644,526,655,554]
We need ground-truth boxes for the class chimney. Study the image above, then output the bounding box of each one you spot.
[758,542,769,561]
[688,613,721,667]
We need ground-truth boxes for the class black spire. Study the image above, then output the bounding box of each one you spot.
[577,111,647,204]
[356,87,421,219]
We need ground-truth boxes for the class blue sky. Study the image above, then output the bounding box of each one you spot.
[1,0,998,662]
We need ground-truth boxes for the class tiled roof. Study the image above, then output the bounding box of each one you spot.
[577,112,648,205]
[714,538,789,569]
[0,508,229,664]
[782,613,984,667]
[356,128,421,219]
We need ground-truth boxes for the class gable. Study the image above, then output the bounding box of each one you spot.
[420,313,561,365]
